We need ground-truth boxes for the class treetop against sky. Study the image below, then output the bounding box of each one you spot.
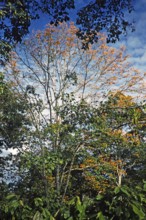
[4,22,146,103]
[31,1,146,100]
[0,0,134,62]
[28,0,146,74]
[1,0,146,79]
[0,0,146,97]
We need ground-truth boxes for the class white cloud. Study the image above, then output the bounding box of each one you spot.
[127,36,142,49]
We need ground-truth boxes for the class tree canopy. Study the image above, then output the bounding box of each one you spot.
[0,0,134,64]
[0,23,146,219]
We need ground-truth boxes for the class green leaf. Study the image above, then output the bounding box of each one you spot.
[63,210,70,219]
[96,211,105,220]
[19,200,24,206]
[76,196,81,206]
[68,197,76,205]
[11,200,19,209]
[6,194,17,201]
[33,211,42,220]
[131,204,145,219]
[143,183,146,191]
[120,187,130,197]
[42,208,55,220]
[96,194,104,201]
[34,198,43,207]
[114,187,120,194]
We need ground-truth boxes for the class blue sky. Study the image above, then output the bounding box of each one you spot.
[115,0,146,73]
[29,0,146,74]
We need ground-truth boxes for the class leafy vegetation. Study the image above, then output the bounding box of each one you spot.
[0,23,146,219]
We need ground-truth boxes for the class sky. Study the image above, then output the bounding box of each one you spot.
[120,0,146,73]
[29,0,146,75]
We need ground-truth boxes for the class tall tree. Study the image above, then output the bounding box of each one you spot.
[1,22,146,219]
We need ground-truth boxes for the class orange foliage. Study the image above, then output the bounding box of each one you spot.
[5,22,145,105]
[79,155,127,193]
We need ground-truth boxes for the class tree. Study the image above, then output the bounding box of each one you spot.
[0,0,134,64]
[0,71,31,196]
[1,92,146,219]
[0,70,31,148]
[1,23,146,219]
